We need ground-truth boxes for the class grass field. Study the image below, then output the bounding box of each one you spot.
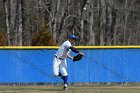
[0,84,140,93]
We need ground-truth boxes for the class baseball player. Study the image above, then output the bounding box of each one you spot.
[53,34,84,90]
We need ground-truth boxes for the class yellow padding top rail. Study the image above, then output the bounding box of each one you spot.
[0,46,140,49]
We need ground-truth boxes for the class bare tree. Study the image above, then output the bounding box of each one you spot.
[1,0,140,46]
[87,0,95,45]
[99,0,106,45]
[3,0,23,46]
[3,0,10,45]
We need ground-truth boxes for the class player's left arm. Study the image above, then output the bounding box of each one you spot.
[69,46,84,55]
[69,46,79,53]
[69,46,84,61]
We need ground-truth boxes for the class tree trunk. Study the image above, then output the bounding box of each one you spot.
[80,18,84,44]
[4,0,23,46]
[22,0,31,45]
[3,0,11,45]
[53,0,60,42]
[13,0,23,46]
[106,0,113,45]
[88,2,95,45]
[123,0,128,45]
[17,0,22,46]
[100,0,106,45]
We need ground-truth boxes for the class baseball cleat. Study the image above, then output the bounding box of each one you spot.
[63,86,68,91]
[63,84,68,91]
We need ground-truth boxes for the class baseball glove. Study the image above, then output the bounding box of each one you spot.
[73,54,83,61]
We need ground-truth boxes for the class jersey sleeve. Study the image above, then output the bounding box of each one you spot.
[65,44,72,51]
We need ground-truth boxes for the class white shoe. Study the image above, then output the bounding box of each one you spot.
[63,84,68,91]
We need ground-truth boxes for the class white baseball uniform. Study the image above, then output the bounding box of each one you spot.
[53,40,72,76]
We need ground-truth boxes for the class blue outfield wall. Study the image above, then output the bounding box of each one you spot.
[0,49,140,83]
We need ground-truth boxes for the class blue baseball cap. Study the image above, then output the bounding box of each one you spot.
[68,34,76,39]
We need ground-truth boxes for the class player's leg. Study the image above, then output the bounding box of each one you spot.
[53,57,61,76]
[60,60,68,90]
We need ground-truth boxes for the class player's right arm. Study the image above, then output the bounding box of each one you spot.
[67,54,73,60]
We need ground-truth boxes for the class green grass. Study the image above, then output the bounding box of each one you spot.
[0,85,140,93]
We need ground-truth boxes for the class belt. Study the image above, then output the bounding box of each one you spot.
[55,55,64,60]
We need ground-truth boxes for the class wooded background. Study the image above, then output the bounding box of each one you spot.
[0,0,140,46]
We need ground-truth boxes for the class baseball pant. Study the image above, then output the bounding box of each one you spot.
[53,57,68,76]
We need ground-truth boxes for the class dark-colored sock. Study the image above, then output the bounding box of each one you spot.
[58,73,65,80]
[58,73,68,84]
[63,75,68,84]
[58,73,62,76]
